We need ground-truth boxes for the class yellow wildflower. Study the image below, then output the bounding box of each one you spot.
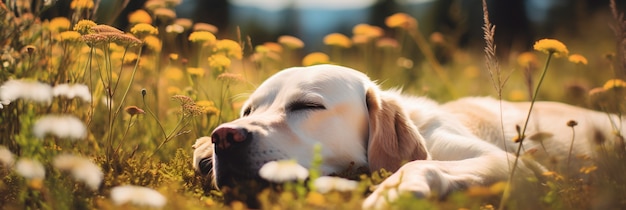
[187,67,205,77]
[602,79,626,90]
[70,0,94,10]
[174,18,193,30]
[49,17,71,32]
[163,67,184,81]
[90,24,123,34]
[278,35,304,49]
[128,9,152,24]
[214,39,243,59]
[353,24,383,39]
[73,19,96,35]
[385,13,417,29]
[302,52,330,66]
[154,8,176,20]
[568,54,588,65]
[196,100,218,115]
[143,35,162,52]
[193,23,219,33]
[533,38,569,57]
[189,31,216,44]
[323,33,352,48]
[208,54,231,71]
[306,192,326,207]
[263,42,283,53]
[130,23,158,37]
[167,86,181,95]
[517,52,538,68]
[216,72,244,83]
[56,31,82,42]
[169,53,179,61]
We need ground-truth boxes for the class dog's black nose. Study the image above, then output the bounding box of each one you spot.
[211,125,250,150]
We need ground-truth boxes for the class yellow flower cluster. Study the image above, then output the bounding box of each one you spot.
[323,33,352,48]
[603,79,626,90]
[208,54,231,70]
[353,24,383,40]
[70,0,95,9]
[188,31,216,44]
[568,54,588,65]
[302,52,330,66]
[533,39,569,57]
[187,67,205,77]
[73,19,96,35]
[130,23,158,37]
[385,13,417,29]
[278,35,304,49]
[128,9,152,24]
[56,31,82,42]
[213,39,243,59]
[49,17,71,32]
[143,36,161,52]
[517,52,538,68]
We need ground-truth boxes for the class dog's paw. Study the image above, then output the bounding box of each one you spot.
[192,136,214,175]
[362,162,468,209]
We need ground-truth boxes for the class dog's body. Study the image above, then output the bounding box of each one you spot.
[192,64,623,208]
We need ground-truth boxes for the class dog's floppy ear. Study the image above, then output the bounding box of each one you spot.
[365,87,430,173]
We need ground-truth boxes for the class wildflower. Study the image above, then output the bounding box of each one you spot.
[323,33,352,48]
[313,176,359,193]
[259,160,309,183]
[15,158,45,180]
[174,18,193,29]
[196,100,219,115]
[533,38,569,57]
[110,185,167,208]
[154,8,177,20]
[33,114,87,140]
[263,42,283,53]
[21,45,37,55]
[52,83,91,102]
[163,67,184,81]
[73,19,97,35]
[214,39,243,59]
[376,38,399,48]
[567,120,578,127]
[130,23,158,37]
[128,9,152,24]
[216,72,244,83]
[56,31,82,42]
[143,35,162,51]
[302,52,330,66]
[49,17,71,32]
[172,95,195,106]
[187,67,205,77]
[0,146,15,166]
[144,0,166,11]
[53,154,103,190]
[603,79,626,90]
[110,33,143,47]
[193,23,219,33]
[306,192,326,206]
[82,34,108,47]
[124,106,145,116]
[165,24,185,34]
[0,79,53,104]
[90,24,124,34]
[278,35,305,49]
[70,0,95,10]
[353,24,383,39]
[517,52,538,68]
[167,86,181,95]
[208,54,231,70]
[385,13,417,29]
[568,54,588,65]
[189,31,216,44]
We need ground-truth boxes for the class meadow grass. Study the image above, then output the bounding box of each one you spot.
[0,0,626,209]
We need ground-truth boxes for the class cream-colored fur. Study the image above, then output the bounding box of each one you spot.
[192,64,624,209]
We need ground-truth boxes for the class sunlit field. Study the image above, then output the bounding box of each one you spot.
[1,0,626,209]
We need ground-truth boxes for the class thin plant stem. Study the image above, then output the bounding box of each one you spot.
[499,52,554,210]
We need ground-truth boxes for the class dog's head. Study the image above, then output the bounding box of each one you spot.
[194,64,429,193]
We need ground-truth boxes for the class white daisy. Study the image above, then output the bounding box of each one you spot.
[15,158,45,180]
[313,176,359,193]
[0,79,53,104]
[259,160,309,183]
[0,145,15,166]
[110,185,167,208]
[32,114,87,140]
[52,83,91,102]
[53,154,103,190]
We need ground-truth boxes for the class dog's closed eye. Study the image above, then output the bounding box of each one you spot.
[288,101,326,112]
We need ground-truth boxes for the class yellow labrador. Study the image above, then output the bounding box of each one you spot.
[192,64,623,208]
